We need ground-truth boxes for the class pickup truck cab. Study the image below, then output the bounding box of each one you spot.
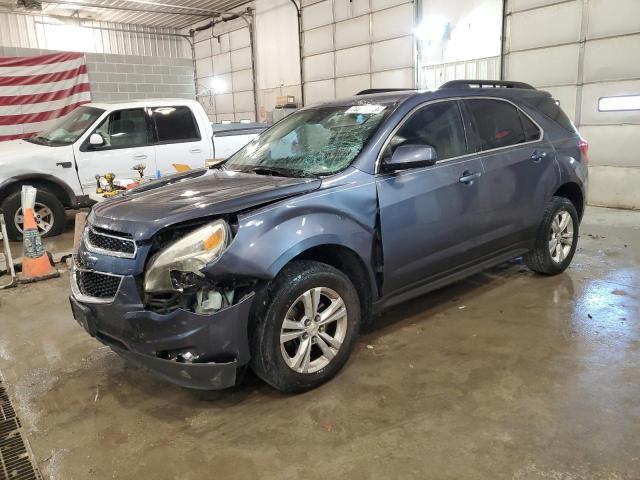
[0,98,265,240]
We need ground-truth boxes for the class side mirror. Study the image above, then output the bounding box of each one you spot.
[89,133,105,147]
[382,144,437,172]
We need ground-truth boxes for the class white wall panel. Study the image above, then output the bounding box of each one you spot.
[232,69,254,91]
[588,166,640,209]
[196,57,213,78]
[334,0,371,21]
[508,0,564,13]
[587,0,640,39]
[302,0,334,30]
[304,79,335,104]
[233,91,255,112]
[304,25,334,56]
[371,36,414,71]
[580,80,640,125]
[213,53,232,75]
[215,93,235,114]
[304,52,335,81]
[507,44,579,87]
[372,68,414,88]
[194,39,212,60]
[371,0,411,11]
[229,28,250,50]
[231,47,252,71]
[371,3,414,42]
[583,35,640,84]
[508,0,581,51]
[336,45,371,76]
[335,15,370,49]
[336,74,371,97]
[580,125,640,168]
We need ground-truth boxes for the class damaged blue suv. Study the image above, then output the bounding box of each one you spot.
[70,80,588,393]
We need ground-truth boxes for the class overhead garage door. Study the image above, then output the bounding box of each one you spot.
[301,0,416,104]
[194,24,256,123]
[504,0,640,209]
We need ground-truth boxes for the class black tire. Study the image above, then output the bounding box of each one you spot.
[250,260,361,393]
[0,188,65,241]
[525,196,579,275]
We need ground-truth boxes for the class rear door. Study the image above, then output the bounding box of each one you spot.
[73,108,156,192]
[150,106,209,175]
[376,100,489,296]
[462,98,557,248]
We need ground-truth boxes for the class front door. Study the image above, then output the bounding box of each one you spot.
[376,100,488,296]
[150,105,210,175]
[74,108,156,192]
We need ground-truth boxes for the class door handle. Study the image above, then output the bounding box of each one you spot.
[531,150,548,162]
[132,153,148,160]
[56,161,72,168]
[459,171,482,184]
[189,147,202,154]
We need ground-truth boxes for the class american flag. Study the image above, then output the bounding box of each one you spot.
[0,51,91,142]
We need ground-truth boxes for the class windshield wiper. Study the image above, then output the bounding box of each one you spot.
[249,166,302,177]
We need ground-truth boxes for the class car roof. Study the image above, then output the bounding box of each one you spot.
[305,86,551,110]
[85,98,201,110]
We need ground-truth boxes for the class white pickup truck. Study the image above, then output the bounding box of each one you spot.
[0,98,267,240]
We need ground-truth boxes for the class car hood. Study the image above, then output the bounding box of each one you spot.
[89,168,322,240]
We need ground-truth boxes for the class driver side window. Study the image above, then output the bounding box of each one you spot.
[386,101,467,162]
[92,108,150,149]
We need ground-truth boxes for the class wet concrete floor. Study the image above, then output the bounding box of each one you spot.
[0,206,638,480]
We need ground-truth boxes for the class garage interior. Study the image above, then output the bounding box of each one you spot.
[0,0,639,479]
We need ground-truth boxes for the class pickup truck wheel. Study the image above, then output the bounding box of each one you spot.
[1,189,65,241]
[525,196,579,275]
[250,260,360,393]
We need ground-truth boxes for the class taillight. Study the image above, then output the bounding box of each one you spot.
[578,138,589,164]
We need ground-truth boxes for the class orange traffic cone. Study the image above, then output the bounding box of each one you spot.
[19,186,59,283]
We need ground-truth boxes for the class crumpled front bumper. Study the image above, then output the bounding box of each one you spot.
[69,266,255,390]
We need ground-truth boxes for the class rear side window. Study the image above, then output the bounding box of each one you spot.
[520,112,542,142]
[527,96,576,132]
[464,99,535,151]
[388,100,467,161]
[152,106,201,143]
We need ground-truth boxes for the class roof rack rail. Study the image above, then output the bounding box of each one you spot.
[439,80,535,90]
[356,88,416,95]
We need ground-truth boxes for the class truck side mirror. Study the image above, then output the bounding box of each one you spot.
[382,144,438,173]
[89,133,105,147]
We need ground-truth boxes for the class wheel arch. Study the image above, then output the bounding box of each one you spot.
[0,174,76,208]
[553,182,584,220]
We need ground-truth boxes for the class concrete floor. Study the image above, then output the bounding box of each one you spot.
[0,206,638,480]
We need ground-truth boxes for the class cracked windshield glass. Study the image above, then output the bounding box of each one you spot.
[224,104,390,177]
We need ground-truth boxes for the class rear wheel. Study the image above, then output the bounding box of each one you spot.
[1,189,65,241]
[250,260,360,393]
[525,196,579,275]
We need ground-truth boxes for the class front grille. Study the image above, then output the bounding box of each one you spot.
[75,270,121,298]
[86,228,136,257]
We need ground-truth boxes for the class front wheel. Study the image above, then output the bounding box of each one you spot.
[525,196,579,275]
[0,189,66,241]
[250,260,361,393]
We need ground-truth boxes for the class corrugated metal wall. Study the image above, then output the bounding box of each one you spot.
[0,11,189,58]
[301,0,417,103]
[420,55,500,90]
[504,0,640,209]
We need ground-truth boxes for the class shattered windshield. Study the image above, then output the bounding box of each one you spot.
[224,104,391,177]
[26,106,104,146]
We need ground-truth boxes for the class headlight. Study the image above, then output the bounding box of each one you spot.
[144,220,230,292]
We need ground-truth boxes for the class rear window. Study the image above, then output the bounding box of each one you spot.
[464,99,529,151]
[152,106,201,143]
[525,96,576,132]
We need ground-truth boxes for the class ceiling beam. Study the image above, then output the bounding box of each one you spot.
[42,0,213,18]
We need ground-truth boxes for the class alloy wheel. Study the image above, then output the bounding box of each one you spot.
[549,210,574,263]
[14,202,55,235]
[280,287,348,374]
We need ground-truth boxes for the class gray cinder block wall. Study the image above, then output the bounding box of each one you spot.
[0,46,196,102]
